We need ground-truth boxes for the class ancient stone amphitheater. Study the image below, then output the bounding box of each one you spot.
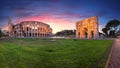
[8,20,52,38]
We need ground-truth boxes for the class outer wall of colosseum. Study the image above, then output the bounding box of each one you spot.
[8,20,52,38]
[76,16,99,39]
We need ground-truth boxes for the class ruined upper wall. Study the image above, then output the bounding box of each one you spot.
[77,16,98,25]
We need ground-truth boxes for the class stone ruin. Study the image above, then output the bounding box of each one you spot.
[76,16,99,39]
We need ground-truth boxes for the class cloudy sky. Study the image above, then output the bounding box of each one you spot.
[0,0,120,33]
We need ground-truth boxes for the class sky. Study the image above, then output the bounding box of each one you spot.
[0,0,120,33]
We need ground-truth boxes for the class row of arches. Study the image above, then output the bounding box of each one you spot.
[11,21,52,38]
[14,32,50,38]
[77,28,94,39]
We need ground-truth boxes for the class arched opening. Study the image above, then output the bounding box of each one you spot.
[40,34,42,37]
[26,27,29,31]
[78,32,80,38]
[14,31,16,34]
[29,33,31,37]
[84,28,88,38]
[91,31,94,38]
[24,33,26,37]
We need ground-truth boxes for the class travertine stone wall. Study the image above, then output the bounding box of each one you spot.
[76,16,99,39]
[8,21,52,38]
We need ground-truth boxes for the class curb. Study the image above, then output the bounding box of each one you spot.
[105,39,115,68]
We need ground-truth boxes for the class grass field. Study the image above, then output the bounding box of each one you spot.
[0,38,112,68]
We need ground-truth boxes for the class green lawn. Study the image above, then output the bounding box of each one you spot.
[0,38,112,68]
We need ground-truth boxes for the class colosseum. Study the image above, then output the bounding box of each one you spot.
[8,19,52,38]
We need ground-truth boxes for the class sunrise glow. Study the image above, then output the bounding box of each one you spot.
[0,0,120,34]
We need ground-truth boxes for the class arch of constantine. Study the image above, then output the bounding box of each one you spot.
[8,20,52,38]
[76,16,99,39]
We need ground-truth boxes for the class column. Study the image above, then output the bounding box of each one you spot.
[31,30,33,38]
[37,28,39,38]
[88,29,91,39]
[34,32,35,38]
[94,23,99,39]
[81,29,85,39]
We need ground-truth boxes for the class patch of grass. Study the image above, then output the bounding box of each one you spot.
[0,38,112,68]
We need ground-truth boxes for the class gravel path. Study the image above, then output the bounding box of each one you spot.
[107,38,120,68]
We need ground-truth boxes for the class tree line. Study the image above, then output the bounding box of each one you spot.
[55,30,76,36]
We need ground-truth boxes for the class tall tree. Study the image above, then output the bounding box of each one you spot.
[102,19,120,37]
[105,19,120,30]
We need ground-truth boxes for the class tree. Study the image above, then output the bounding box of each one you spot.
[0,28,3,37]
[56,30,76,36]
[109,30,115,37]
[102,19,120,37]
[102,28,110,36]
[116,29,120,36]
[106,19,120,30]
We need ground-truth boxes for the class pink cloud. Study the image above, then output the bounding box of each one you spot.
[0,25,8,31]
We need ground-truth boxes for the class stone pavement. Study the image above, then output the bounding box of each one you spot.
[106,38,120,68]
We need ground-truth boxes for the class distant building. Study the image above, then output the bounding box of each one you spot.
[8,18,52,38]
[76,16,99,39]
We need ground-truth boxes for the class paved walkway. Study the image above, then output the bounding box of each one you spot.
[107,38,120,68]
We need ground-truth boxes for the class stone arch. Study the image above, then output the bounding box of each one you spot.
[26,27,29,31]
[78,32,80,38]
[76,16,99,39]
[29,33,31,37]
[91,31,94,39]
[84,28,88,38]
[40,33,42,37]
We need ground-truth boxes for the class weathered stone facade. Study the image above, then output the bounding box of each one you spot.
[8,20,52,38]
[76,16,99,39]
